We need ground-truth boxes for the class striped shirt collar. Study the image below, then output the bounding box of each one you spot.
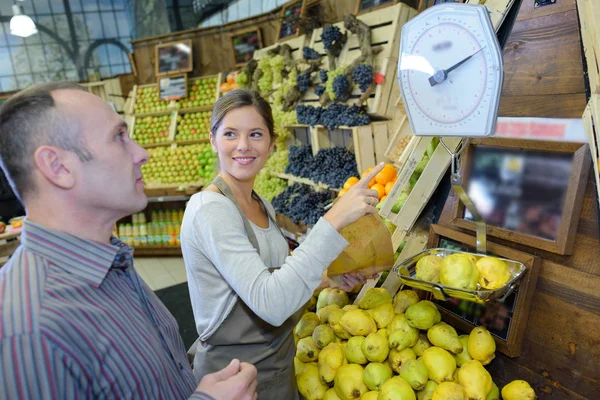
[20,219,130,287]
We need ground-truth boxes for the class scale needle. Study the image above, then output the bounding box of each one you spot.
[429,47,485,87]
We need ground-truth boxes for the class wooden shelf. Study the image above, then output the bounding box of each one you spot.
[141,141,173,149]
[133,245,182,257]
[144,182,203,198]
[134,109,174,118]
[173,138,210,145]
[177,105,214,114]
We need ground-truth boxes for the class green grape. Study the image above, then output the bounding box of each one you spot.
[254,172,288,201]
[270,55,286,85]
[265,149,289,173]
[325,67,346,100]
[235,71,248,88]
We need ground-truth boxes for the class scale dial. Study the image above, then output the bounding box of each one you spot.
[398,4,503,137]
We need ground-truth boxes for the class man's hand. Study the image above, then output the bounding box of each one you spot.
[196,359,258,400]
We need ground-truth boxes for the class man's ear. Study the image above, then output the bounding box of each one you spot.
[33,146,75,190]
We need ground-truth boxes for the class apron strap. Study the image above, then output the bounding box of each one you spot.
[211,176,261,253]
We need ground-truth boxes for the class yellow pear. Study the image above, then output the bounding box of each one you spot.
[317,288,349,311]
[325,387,343,400]
[305,294,318,312]
[317,304,341,324]
[440,254,479,290]
[334,364,368,400]
[378,328,388,340]
[452,368,460,384]
[297,363,328,400]
[458,360,492,400]
[399,359,429,391]
[319,343,346,383]
[313,324,336,349]
[363,362,393,391]
[329,309,352,339]
[297,336,320,362]
[476,256,511,290]
[341,310,377,336]
[427,323,463,354]
[388,314,419,350]
[431,382,467,400]
[415,255,443,283]
[358,288,393,309]
[406,301,441,330]
[467,327,496,365]
[294,356,308,376]
[345,336,368,364]
[417,380,438,400]
[388,348,417,374]
[453,335,472,367]
[412,334,431,357]
[422,347,456,384]
[345,305,361,312]
[393,290,420,314]
[369,303,396,329]
[362,391,379,400]
[378,376,416,400]
[486,383,500,400]
[501,380,536,400]
[362,332,389,362]
[295,312,321,338]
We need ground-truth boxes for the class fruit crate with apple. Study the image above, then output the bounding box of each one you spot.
[379,137,462,251]
[179,73,222,111]
[299,3,418,118]
[174,110,211,144]
[132,84,175,116]
[141,143,217,188]
[132,114,177,148]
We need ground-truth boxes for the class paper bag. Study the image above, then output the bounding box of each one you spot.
[327,213,394,287]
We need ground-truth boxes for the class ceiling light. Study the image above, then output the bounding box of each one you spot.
[10,4,38,38]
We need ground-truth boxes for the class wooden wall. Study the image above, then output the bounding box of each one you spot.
[499,0,588,118]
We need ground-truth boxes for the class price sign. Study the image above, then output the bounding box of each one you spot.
[158,74,187,101]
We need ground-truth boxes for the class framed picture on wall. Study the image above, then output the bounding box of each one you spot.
[447,138,591,255]
[230,28,263,67]
[155,39,193,77]
[278,0,305,41]
[355,0,398,15]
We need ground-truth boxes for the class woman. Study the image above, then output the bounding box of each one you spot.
[181,90,383,399]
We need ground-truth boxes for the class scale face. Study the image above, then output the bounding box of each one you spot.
[397,4,503,137]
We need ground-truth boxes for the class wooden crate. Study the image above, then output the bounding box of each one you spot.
[253,34,309,61]
[577,0,600,94]
[300,3,417,118]
[465,0,516,31]
[582,94,600,211]
[379,136,462,250]
[384,114,414,166]
[83,77,125,113]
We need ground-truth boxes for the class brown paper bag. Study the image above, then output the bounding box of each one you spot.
[327,213,394,287]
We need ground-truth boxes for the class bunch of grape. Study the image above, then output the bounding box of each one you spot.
[315,84,326,97]
[265,149,289,174]
[321,25,342,50]
[319,102,347,131]
[320,70,328,83]
[272,184,330,225]
[325,68,347,100]
[296,105,322,126]
[297,72,311,92]
[340,104,370,127]
[353,64,373,92]
[254,172,288,202]
[235,71,249,88]
[270,55,286,85]
[303,47,321,60]
[332,75,351,101]
[309,147,359,188]
[285,144,314,178]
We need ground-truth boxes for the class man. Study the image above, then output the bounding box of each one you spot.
[0,82,257,399]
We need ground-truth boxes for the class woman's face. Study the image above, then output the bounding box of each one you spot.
[210,106,273,183]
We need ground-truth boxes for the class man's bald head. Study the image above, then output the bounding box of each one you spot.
[0,82,92,202]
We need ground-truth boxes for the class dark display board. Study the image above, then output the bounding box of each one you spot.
[230,29,263,67]
[356,0,397,15]
[155,40,193,77]
[278,0,304,40]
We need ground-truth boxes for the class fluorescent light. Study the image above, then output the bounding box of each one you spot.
[10,4,38,38]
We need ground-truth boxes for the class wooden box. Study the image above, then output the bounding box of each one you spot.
[582,95,600,218]
[576,0,600,94]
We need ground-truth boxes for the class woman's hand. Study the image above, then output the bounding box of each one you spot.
[324,163,385,232]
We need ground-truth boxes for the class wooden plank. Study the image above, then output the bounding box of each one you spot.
[501,11,585,97]
[516,0,576,22]
[352,125,376,173]
[582,96,600,214]
[372,122,390,164]
[577,0,600,94]
[309,126,332,156]
[499,93,588,118]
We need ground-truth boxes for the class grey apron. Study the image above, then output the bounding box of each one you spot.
[191,176,302,400]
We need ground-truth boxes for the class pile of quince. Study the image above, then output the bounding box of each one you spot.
[294,287,535,400]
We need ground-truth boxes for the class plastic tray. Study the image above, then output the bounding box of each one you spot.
[392,248,527,303]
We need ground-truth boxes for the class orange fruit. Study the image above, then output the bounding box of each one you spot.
[343,176,360,190]
[338,189,348,197]
[381,195,387,203]
[385,181,395,195]
[362,167,377,187]
[375,164,397,186]
[372,183,385,200]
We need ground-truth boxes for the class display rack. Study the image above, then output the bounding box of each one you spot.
[299,3,417,118]
[253,33,309,61]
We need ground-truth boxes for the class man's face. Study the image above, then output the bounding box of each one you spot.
[57,90,150,220]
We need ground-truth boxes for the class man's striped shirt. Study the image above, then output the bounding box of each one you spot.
[0,220,213,399]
